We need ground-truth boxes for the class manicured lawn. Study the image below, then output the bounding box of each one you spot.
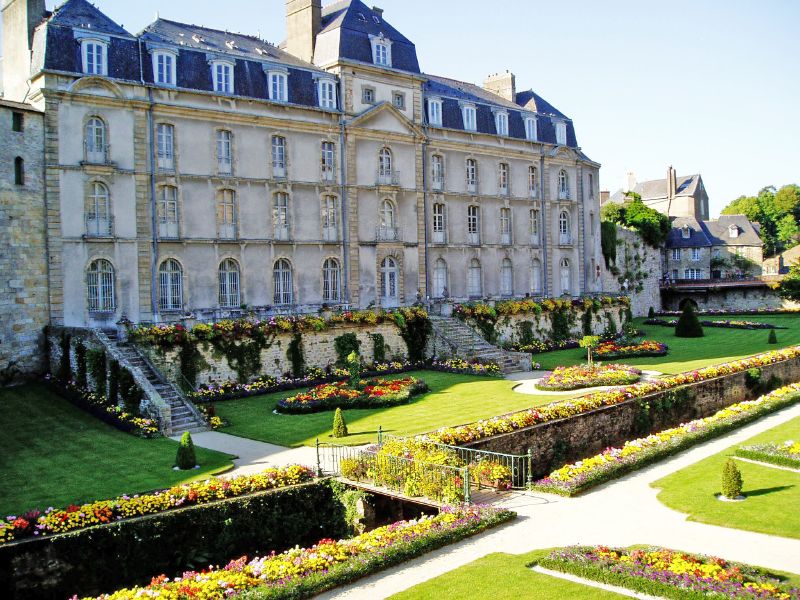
[0,384,235,516]
[216,371,573,447]
[652,414,800,539]
[390,550,626,600]
[536,315,800,374]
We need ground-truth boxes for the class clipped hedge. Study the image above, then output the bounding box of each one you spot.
[0,480,348,600]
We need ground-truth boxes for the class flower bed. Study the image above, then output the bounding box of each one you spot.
[645,318,786,330]
[429,358,502,377]
[530,383,800,496]
[470,460,513,490]
[455,296,630,321]
[424,346,800,446]
[45,377,159,438]
[535,364,642,391]
[0,465,314,544]
[538,546,799,599]
[595,339,668,359]
[80,506,515,600]
[658,308,800,317]
[276,377,428,414]
[736,441,800,470]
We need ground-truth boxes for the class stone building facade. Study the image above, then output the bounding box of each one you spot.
[2,0,603,330]
[0,99,48,379]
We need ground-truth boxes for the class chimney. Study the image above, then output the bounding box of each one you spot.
[483,71,516,102]
[2,0,46,101]
[625,172,637,193]
[667,165,677,199]
[372,6,384,18]
[285,0,322,63]
[600,191,610,204]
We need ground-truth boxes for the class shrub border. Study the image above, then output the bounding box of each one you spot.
[735,447,800,470]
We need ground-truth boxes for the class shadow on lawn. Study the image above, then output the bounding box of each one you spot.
[744,485,794,497]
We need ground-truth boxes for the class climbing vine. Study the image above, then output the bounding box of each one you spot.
[210,328,275,383]
[392,307,432,364]
[334,333,361,366]
[516,321,536,346]
[57,332,72,382]
[74,341,88,389]
[287,332,305,378]
[86,348,107,395]
[549,307,575,342]
[371,333,386,363]
[108,360,121,405]
[179,340,207,389]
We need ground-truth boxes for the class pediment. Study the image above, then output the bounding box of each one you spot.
[69,77,125,99]
[349,102,423,137]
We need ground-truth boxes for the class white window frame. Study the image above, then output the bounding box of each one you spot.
[157,123,175,170]
[152,49,177,87]
[501,258,513,296]
[431,154,445,191]
[87,259,116,313]
[466,158,478,193]
[86,181,111,237]
[323,258,341,302]
[321,141,336,181]
[468,258,482,298]
[467,205,480,244]
[530,209,540,245]
[499,163,509,195]
[369,34,393,67]
[158,259,184,312]
[500,207,512,245]
[531,259,543,294]
[158,186,179,239]
[218,189,237,240]
[672,248,681,261]
[218,259,241,308]
[432,202,446,244]
[525,116,537,141]
[268,69,288,103]
[216,129,233,174]
[380,257,399,305]
[393,92,406,110]
[433,258,448,299]
[684,268,703,280]
[427,98,443,126]
[85,117,107,164]
[559,210,571,244]
[461,104,477,132]
[556,121,567,145]
[273,192,290,241]
[494,111,509,136]
[272,135,287,178]
[691,247,701,261]
[80,38,108,76]
[322,195,338,242]
[273,259,294,306]
[560,258,572,294]
[558,169,570,200]
[528,165,538,197]
[211,60,235,94]
[317,78,337,109]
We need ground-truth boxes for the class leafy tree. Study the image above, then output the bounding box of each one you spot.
[776,214,800,247]
[175,432,197,470]
[721,459,743,499]
[778,262,800,301]
[579,335,600,368]
[600,193,670,248]
[721,184,800,257]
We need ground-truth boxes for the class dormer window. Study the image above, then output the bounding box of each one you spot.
[494,111,509,136]
[211,60,234,94]
[682,225,691,239]
[729,225,739,238]
[81,39,108,76]
[267,69,288,103]
[525,116,537,141]
[317,78,337,109]
[461,104,477,132]
[152,50,177,87]
[369,34,393,67]
[427,98,442,126]
[555,121,567,145]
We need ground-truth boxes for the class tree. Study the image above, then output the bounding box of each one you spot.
[175,432,197,470]
[347,351,362,389]
[721,459,743,499]
[579,335,600,368]
[778,262,800,301]
[675,303,704,338]
[600,193,670,248]
[333,408,348,438]
[720,184,800,257]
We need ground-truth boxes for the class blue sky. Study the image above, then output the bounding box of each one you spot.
[7,0,799,216]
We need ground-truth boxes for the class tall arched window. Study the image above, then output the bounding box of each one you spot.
[87,259,115,312]
[378,147,393,183]
[379,199,397,240]
[274,192,290,240]
[85,117,107,163]
[498,163,509,195]
[432,202,446,243]
[380,256,399,305]
[322,195,338,241]
[531,259,543,295]
[217,129,232,174]
[323,258,341,302]
[273,258,293,305]
[218,259,241,308]
[560,258,572,295]
[217,189,236,239]
[158,186,179,238]
[528,165,538,197]
[558,169,569,200]
[158,259,183,311]
[86,182,111,236]
[468,258,482,298]
[501,258,513,296]
[559,210,571,244]
[271,135,287,177]
[433,258,448,298]
[466,158,477,192]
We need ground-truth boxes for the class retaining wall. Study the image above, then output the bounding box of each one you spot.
[490,306,627,347]
[466,355,800,479]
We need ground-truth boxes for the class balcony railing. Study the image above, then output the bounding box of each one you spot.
[467,231,481,245]
[84,142,110,165]
[377,169,400,186]
[85,215,114,237]
[559,234,572,245]
[376,225,401,241]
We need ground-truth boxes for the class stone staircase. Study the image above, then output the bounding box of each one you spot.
[429,316,531,374]
[103,332,208,436]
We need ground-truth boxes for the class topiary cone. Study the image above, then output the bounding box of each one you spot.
[176,431,197,470]
[721,458,743,499]
[675,304,704,338]
[333,408,348,438]
[768,329,778,344]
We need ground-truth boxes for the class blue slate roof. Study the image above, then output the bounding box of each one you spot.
[318,0,421,73]
[666,217,712,249]
[424,75,578,146]
[49,0,131,37]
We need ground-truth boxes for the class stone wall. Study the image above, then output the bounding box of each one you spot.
[490,306,627,347]
[0,103,48,382]
[141,323,408,387]
[602,225,662,317]
[661,286,800,312]
[465,355,800,479]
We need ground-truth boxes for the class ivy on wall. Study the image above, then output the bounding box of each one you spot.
[371,333,386,363]
[74,342,87,389]
[209,329,275,383]
[86,349,107,396]
[334,333,361,366]
[392,307,432,364]
[287,333,305,378]
[57,332,71,382]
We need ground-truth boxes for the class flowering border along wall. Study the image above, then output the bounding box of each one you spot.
[531,383,800,496]
[423,346,800,446]
[0,465,314,544]
[537,546,799,599]
[736,441,800,470]
[79,506,514,600]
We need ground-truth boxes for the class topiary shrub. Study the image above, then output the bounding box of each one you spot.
[118,368,143,416]
[334,333,361,366]
[675,303,704,338]
[57,332,72,382]
[347,351,362,389]
[74,342,88,388]
[721,458,743,499]
[333,408,348,438]
[648,306,656,318]
[175,432,197,469]
[108,360,120,405]
[86,348,107,396]
[768,329,778,345]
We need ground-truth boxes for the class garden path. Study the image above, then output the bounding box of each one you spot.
[171,431,321,477]
[316,400,800,600]
[509,369,663,396]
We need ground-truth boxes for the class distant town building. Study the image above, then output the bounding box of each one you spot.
[609,166,709,221]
